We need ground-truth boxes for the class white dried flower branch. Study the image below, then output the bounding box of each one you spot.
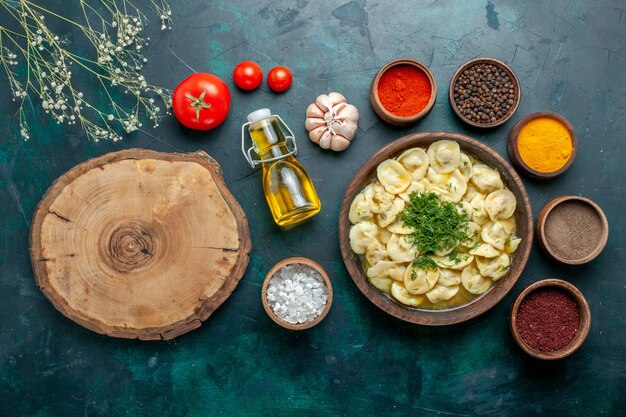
[0,0,172,142]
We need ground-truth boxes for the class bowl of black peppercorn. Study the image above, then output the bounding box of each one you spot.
[449,57,521,128]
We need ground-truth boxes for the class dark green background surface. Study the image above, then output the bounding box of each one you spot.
[1,1,625,416]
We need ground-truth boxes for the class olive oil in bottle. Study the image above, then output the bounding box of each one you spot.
[244,109,321,226]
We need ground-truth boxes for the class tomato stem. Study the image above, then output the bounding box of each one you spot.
[185,89,212,122]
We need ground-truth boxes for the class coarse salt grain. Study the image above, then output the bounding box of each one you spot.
[266,264,329,325]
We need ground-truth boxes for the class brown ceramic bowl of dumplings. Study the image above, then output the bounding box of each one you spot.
[338,131,533,326]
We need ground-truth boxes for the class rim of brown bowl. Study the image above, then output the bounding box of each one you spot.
[507,111,578,179]
[448,57,521,128]
[338,131,534,326]
[510,278,591,360]
[261,257,333,330]
[370,58,437,126]
[536,196,609,265]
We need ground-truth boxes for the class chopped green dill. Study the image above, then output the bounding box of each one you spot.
[399,192,470,257]
[447,251,461,263]
[412,256,438,273]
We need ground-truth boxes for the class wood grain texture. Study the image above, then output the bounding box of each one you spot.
[369,58,437,126]
[536,196,609,265]
[509,278,591,360]
[507,111,578,179]
[29,149,251,340]
[448,57,521,128]
[338,131,533,325]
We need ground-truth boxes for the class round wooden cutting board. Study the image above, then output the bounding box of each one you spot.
[29,149,251,340]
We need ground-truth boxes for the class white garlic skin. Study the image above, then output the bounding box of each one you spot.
[305,92,359,152]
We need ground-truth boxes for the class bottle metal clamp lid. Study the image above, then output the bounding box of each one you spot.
[241,108,298,168]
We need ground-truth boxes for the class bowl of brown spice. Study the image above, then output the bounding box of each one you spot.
[536,196,609,265]
[510,279,590,360]
[449,57,521,128]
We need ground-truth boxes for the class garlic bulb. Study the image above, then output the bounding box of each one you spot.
[305,92,359,152]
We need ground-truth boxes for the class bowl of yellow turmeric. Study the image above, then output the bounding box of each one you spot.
[507,111,577,179]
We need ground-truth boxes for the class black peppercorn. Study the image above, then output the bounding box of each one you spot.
[453,61,518,125]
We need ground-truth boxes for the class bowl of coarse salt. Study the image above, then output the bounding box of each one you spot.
[261,257,333,330]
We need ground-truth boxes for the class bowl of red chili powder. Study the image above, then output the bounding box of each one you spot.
[510,279,591,360]
[370,58,437,126]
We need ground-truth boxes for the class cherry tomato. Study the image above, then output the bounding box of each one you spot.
[172,73,231,130]
[267,66,292,93]
[233,61,263,91]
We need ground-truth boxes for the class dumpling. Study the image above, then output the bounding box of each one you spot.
[378,228,393,244]
[457,200,473,221]
[403,263,440,294]
[363,183,393,214]
[461,222,482,248]
[426,284,460,303]
[432,253,474,270]
[367,261,407,285]
[365,240,388,266]
[418,178,431,190]
[434,246,453,257]
[396,148,429,180]
[471,164,504,193]
[387,234,417,263]
[481,221,511,251]
[388,264,407,281]
[427,140,461,173]
[469,243,500,258]
[459,153,473,181]
[463,184,483,202]
[349,221,379,254]
[485,189,517,221]
[398,181,426,203]
[367,260,397,279]
[391,282,424,307]
[377,197,405,228]
[377,160,412,194]
[476,254,510,281]
[499,217,517,235]
[387,220,412,234]
[349,192,372,224]
[429,169,467,203]
[438,268,462,286]
[370,275,393,293]
[461,264,492,294]
[469,194,490,226]
[427,166,451,186]
[505,237,522,254]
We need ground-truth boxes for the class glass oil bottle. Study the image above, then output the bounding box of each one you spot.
[241,109,321,226]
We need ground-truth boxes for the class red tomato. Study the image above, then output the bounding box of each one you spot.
[233,61,263,91]
[172,73,231,130]
[267,66,292,93]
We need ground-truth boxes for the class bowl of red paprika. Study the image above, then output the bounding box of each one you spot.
[370,58,437,126]
[510,279,591,360]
